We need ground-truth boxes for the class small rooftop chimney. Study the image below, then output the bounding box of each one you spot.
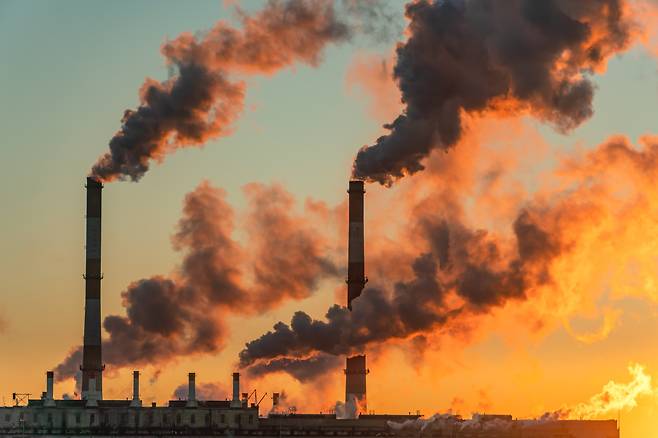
[130,371,142,407]
[44,371,55,407]
[187,372,197,407]
[231,372,241,408]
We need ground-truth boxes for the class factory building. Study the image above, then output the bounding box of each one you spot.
[0,179,620,438]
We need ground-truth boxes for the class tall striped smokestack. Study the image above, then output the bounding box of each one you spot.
[82,177,103,400]
[347,180,366,309]
[346,180,368,413]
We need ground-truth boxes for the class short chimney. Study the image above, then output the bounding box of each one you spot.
[44,371,55,407]
[187,372,197,407]
[130,371,142,407]
[231,372,241,407]
[272,392,280,408]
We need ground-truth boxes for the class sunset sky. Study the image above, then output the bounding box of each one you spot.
[2,1,658,437]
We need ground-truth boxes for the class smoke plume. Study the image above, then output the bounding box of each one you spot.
[90,0,394,182]
[240,213,559,370]
[173,382,229,401]
[246,354,342,383]
[242,133,658,379]
[352,0,636,185]
[56,181,340,379]
[557,363,653,419]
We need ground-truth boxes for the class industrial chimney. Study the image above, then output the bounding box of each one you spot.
[82,177,103,400]
[347,180,366,309]
[345,180,368,413]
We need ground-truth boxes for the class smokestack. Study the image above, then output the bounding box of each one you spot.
[347,180,366,309]
[345,355,368,413]
[346,181,368,412]
[44,371,55,407]
[82,177,103,400]
[231,372,241,407]
[131,371,141,407]
[187,372,197,407]
[272,392,280,408]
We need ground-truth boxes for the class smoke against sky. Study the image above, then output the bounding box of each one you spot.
[172,381,229,401]
[89,0,398,182]
[352,0,638,185]
[56,181,341,380]
[28,0,658,431]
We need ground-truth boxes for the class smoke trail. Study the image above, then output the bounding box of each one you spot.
[559,363,653,419]
[352,0,636,185]
[240,211,559,370]
[242,133,658,379]
[173,382,229,401]
[246,354,342,383]
[90,0,394,182]
[388,364,653,434]
[55,181,340,378]
[244,183,341,311]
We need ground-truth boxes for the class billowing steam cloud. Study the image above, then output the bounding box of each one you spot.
[554,363,653,420]
[387,363,653,433]
[90,0,395,182]
[242,133,658,379]
[352,0,636,185]
[56,181,340,379]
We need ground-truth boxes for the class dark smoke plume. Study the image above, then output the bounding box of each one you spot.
[56,181,340,379]
[246,353,342,383]
[353,0,635,185]
[91,0,394,182]
[240,212,562,377]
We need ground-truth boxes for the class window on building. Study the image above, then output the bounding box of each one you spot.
[47,413,53,424]
[90,413,95,425]
[236,414,241,425]
[147,412,153,425]
[75,413,81,424]
[248,414,253,424]
[191,414,196,425]
[104,413,109,425]
[120,413,128,426]
[163,414,168,425]
[4,414,10,422]
[176,414,181,425]
[205,414,211,426]
[220,414,225,424]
